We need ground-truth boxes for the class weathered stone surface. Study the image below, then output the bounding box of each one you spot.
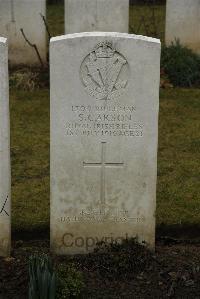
[0,0,46,65]
[50,32,160,255]
[65,0,129,33]
[0,37,11,257]
[165,0,200,54]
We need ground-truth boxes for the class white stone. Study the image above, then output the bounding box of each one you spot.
[65,0,129,33]
[50,32,160,255]
[0,37,11,257]
[165,0,200,54]
[0,0,46,65]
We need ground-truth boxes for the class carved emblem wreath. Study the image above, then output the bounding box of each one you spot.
[80,41,128,101]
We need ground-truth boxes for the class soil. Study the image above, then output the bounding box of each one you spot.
[0,238,200,299]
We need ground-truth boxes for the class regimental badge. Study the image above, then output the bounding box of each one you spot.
[80,41,129,101]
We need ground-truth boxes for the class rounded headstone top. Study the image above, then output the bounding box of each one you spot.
[50,32,160,45]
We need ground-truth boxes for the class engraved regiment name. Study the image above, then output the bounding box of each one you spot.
[65,104,144,137]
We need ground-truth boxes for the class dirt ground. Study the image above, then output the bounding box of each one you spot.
[0,238,200,299]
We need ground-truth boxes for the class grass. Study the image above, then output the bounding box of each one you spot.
[47,3,165,40]
[10,3,200,234]
[157,89,200,226]
[47,4,64,37]
[11,89,50,232]
[129,4,166,42]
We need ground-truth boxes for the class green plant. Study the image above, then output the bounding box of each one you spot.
[56,264,85,298]
[161,40,200,87]
[9,67,49,91]
[92,238,152,279]
[28,254,56,299]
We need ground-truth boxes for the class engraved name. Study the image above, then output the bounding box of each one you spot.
[65,104,144,137]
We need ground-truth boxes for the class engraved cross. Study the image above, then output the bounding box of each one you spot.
[83,142,124,212]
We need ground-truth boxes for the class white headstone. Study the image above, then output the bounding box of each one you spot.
[0,0,46,65]
[165,0,200,54]
[50,32,160,255]
[0,37,11,257]
[65,0,129,33]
